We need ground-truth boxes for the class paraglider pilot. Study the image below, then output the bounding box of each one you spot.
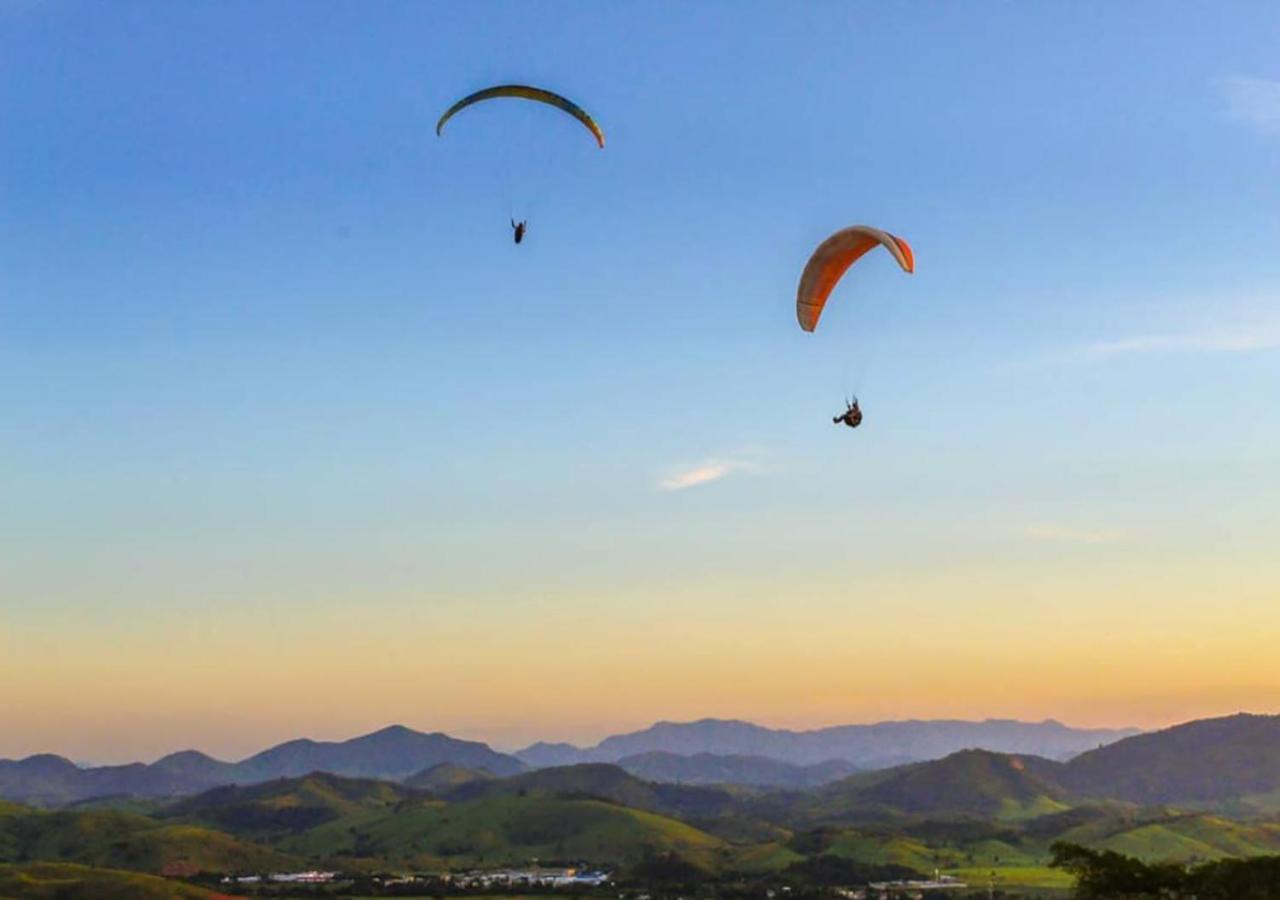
[511,218,527,244]
[834,398,862,429]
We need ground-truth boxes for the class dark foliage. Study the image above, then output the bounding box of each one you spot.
[782,854,919,886]
[1051,841,1280,899]
[625,849,711,888]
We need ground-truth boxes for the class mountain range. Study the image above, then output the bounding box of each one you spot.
[0,714,1193,810]
[0,726,521,807]
[2,714,1280,893]
[515,717,1139,768]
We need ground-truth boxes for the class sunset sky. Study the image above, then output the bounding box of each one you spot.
[3,1,1279,764]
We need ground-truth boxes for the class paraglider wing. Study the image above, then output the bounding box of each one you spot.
[796,226,913,332]
[436,85,605,149]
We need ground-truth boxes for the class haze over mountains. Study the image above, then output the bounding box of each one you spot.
[1,712,1280,899]
[0,717,1142,807]
[0,726,522,807]
[0,717,1144,808]
[515,717,1139,768]
[2,714,1279,894]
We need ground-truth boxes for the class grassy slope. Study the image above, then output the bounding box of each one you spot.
[0,862,224,899]
[821,829,1059,887]
[404,764,495,793]
[165,773,424,841]
[944,864,1073,890]
[286,793,729,871]
[0,807,295,875]
[729,841,804,874]
[927,813,1280,887]
[1093,815,1280,862]
[806,751,1069,824]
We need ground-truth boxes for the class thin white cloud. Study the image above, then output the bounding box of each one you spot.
[658,455,763,491]
[1025,524,1123,545]
[1081,319,1280,359]
[1220,76,1280,134]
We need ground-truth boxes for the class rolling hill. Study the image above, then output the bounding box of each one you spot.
[164,772,429,840]
[403,762,496,792]
[447,763,745,820]
[0,804,295,876]
[809,750,1070,821]
[285,792,731,872]
[5,758,1280,891]
[156,770,737,874]
[1057,713,1280,809]
[0,862,225,899]
[5,709,1280,892]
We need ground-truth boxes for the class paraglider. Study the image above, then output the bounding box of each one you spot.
[436,84,605,148]
[437,85,604,242]
[833,398,863,429]
[797,226,914,430]
[796,226,913,333]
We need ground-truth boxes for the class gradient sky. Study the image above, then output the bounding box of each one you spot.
[3,1,1280,764]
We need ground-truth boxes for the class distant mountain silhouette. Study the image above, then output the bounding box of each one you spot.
[513,741,586,768]
[149,751,237,784]
[233,724,523,781]
[0,725,524,807]
[0,753,233,807]
[0,755,88,806]
[516,717,1139,768]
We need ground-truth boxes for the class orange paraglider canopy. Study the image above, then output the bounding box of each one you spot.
[796,226,914,332]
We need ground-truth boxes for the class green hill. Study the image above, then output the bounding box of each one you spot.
[7,752,1280,891]
[403,762,495,793]
[0,806,294,875]
[0,861,224,899]
[1080,813,1280,863]
[1059,713,1280,807]
[454,763,743,819]
[164,772,428,840]
[162,770,743,874]
[810,750,1069,821]
[283,791,731,872]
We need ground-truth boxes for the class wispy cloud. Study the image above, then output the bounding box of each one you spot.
[657,454,764,491]
[1220,76,1280,134]
[1025,524,1124,545]
[1081,319,1280,359]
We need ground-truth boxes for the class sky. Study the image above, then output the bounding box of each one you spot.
[2,1,1279,764]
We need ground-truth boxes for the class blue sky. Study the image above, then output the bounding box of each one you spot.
[2,1,1280,761]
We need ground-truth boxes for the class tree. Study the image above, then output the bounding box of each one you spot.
[1049,842,1186,899]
